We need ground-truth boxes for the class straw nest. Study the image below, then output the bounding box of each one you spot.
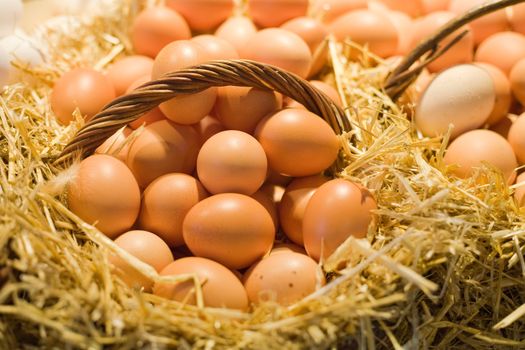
[1,1,525,349]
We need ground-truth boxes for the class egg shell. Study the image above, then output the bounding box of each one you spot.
[110,230,174,291]
[191,35,238,61]
[265,168,293,187]
[197,130,267,195]
[51,68,116,125]
[409,12,474,73]
[448,0,509,45]
[251,186,279,232]
[243,28,312,79]
[474,63,512,126]
[183,193,275,269]
[508,4,525,35]
[248,0,308,28]
[166,0,234,32]
[255,108,340,177]
[126,119,200,189]
[269,243,307,256]
[303,179,377,261]
[281,17,328,54]
[415,64,495,139]
[67,155,141,238]
[95,126,132,162]
[214,86,282,133]
[126,76,166,129]
[475,32,525,76]
[107,55,154,97]
[422,0,450,13]
[490,113,516,138]
[313,0,368,23]
[330,9,399,59]
[152,40,217,125]
[243,251,323,305]
[215,17,257,58]
[286,80,342,109]
[260,182,286,204]
[0,33,43,87]
[279,175,329,246]
[0,46,9,86]
[444,129,517,184]
[154,257,248,310]
[138,173,209,247]
[507,113,525,165]
[375,0,423,17]
[0,0,23,38]
[510,58,525,105]
[515,173,525,207]
[193,115,225,145]
[386,11,413,55]
[131,6,191,58]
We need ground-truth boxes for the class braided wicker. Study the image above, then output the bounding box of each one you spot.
[56,60,348,165]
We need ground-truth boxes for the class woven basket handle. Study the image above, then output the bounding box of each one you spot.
[55,60,348,165]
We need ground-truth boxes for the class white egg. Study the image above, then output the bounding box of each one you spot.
[0,0,23,38]
[0,33,44,86]
[0,46,10,86]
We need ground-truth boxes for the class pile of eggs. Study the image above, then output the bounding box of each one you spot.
[41,0,525,309]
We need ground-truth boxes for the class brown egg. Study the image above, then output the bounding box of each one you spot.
[269,243,307,256]
[409,12,473,73]
[215,16,257,58]
[248,0,308,28]
[255,109,340,177]
[126,120,200,188]
[259,182,286,203]
[510,58,525,105]
[166,0,234,32]
[415,64,495,138]
[183,193,275,269]
[251,186,279,231]
[266,168,293,187]
[51,68,116,125]
[154,257,248,310]
[197,130,267,195]
[110,230,174,291]
[475,32,525,76]
[330,9,399,58]
[375,0,424,17]
[152,40,217,125]
[214,86,282,133]
[386,11,413,55]
[449,0,509,45]
[67,155,141,238]
[192,35,239,60]
[243,252,323,305]
[286,80,342,109]
[281,17,328,54]
[107,55,154,97]
[243,28,312,79]
[313,0,368,23]
[131,6,191,58]
[490,113,516,138]
[138,174,209,247]
[475,63,512,126]
[125,76,166,129]
[422,0,450,13]
[95,126,132,162]
[508,4,525,35]
[507,113,525,164]
[444,129,517,184]
[279,175,329,246]
[515,172,525,207]
[303,179,377,261]
[193,115,225,145]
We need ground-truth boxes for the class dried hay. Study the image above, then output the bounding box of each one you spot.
[0,1,524,349]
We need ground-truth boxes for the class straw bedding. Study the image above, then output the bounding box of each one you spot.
[1,1,524,349]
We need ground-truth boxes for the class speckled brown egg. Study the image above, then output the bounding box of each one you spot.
[67,154,141,238]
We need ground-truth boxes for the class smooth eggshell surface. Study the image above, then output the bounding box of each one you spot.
[507,113,525,164]
[251,186,279,232]
[95,126,132,162]
[166,0,234,32]
[510,58,525,105]
[248,0,308,28]
[192,34,239,60]
[313,0,368,23]
[110,230,174,291]
[197,130,267,195]
[303,179,377,261]
[255,109,340,177]
[154,257,248,310]
[138,173,209,247]
[67,155,141,238]
[51,68,116,125]
[215,16,257,58]
[193,115,225,145]
[183,193,275,269]
[281,17,328,54]
[243,252,323,306]
[515,172,525,207]
[131,6,191,58]
[508,4,525,35]
[107,55,154,97]
[126,120,200,188]
[444,129,517,184]
[415,64,495,138]
[475,63,512,126]
[475,32,525,76]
